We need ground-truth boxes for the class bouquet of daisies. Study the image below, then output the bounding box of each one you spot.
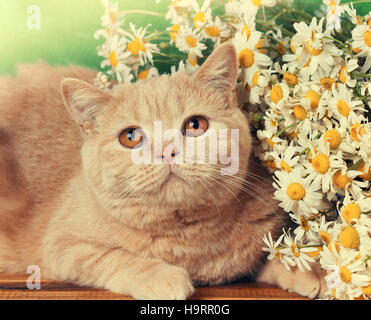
[94,0,371,300]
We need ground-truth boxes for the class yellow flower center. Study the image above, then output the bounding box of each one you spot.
[270,118,278,128]
[186,36,197,48]
[280,160,292,172]
[137,69,149,80]
[306,247,323,258]
[339,226,360,249]
[361,285,371,295]
[270,85,283,104]
[287,183,306,200]
[288,130,299,139]
[252,0,262,6]
[339,66,348,84]
[364,31,371,47]
[342,203,361,224]
[266,138,275,148]
[339,267,352,283]
[357,161,371,181]
[290,40,296,54]
[320,231,331,244]
[187,53,198,66]
[350,123,365,142]
[276,41,286,54]
[333,170,351,188]
[321,78,336,90]
[300,216,309,231]
[293,105,307,120]
[324,129,342,150]
[266,159,277,169]
[252,70,261,87]
[193,11,205,28]
[305,90,320,109]
[350,45,361,54]
[256,39,265,54]
[291,243,301,258]
[329,240,340,253]
[306,37,323,56]
[238,49,255,68]
[312,154,330,174]
[127,37,146,55]
[170,24,180,41]
[284,73,298,86]
[241,25,251,40]
[205,26,220,37]
[108,51,118,67]
[337,99,351,116]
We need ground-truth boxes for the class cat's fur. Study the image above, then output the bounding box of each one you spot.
[0,44,326,299]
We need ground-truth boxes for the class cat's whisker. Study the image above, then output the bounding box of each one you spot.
[205,175,247,212]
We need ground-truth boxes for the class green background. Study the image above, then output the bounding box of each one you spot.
[0,0,370,76]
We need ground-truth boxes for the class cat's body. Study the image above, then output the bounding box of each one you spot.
[0,44,325,299]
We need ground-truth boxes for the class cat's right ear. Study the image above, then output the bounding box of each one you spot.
[60,78,111,134]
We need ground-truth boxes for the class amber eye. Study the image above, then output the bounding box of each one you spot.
[119,128,145,149]
[183,116,209,137]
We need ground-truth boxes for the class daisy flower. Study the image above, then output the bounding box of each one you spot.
[98,35,133,82]
[303,139,344,194]
[136,67,159,81]
[327,84,365,126]
[233,31,272,86]
[271,142,301,173]
[320,246,370,298]
[262,231,285,261]
[338,56,358,88]
[290,213,319,243]
[323,0,344,33]
[284,17,342,74]
[94,71,112,90]
[273,167,325,217]
[203,17,230,45]
[280,232,317,271]
[175,25,207,57]
[190,0,212,29]
[123,23,160,66]
[351,22,371,73]
[231,13,256,42]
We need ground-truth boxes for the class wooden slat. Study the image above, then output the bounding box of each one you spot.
[0,273,308,300]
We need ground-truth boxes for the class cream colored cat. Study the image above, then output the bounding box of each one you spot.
[0,43,326,299]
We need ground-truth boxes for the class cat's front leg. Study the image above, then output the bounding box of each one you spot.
[42,240,194,300]
[256,259,328,299]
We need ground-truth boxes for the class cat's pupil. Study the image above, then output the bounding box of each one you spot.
[190,118,199,129]
[128,129,135,141]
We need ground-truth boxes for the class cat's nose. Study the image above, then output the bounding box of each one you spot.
[162,146,179,164]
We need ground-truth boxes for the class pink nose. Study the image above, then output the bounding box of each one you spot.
[162,146,179,164]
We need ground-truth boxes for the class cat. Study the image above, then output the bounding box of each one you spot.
[0,43,327,299]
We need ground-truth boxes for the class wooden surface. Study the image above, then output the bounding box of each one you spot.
[0,273,308,300]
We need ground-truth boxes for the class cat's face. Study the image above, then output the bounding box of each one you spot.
[61,43,252,217]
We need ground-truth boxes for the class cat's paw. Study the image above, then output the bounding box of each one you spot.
[287,270,321,299]
[132,264,194,300]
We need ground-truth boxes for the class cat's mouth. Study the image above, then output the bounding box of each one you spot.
[161,170,186,188]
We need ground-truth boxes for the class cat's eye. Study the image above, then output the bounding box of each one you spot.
[183,116,209,137]
[119,128,145,149]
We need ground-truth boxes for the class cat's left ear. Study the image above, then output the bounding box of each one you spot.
[61,78,112,134]
[194,42,238,94]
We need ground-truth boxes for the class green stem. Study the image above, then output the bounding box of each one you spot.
[348,159,363,171]
[355,73,371,78]
[275,121,301,137]
[120,10,165,17]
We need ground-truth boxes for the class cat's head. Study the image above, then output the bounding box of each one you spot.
[61,43,252,220]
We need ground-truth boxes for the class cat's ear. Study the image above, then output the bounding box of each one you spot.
[60,78,111,134]
[194,42,238,93]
